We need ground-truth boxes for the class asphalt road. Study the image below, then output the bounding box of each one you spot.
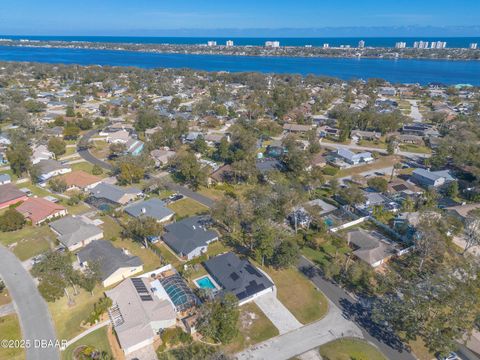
[0,245,59,360]
[77,129,113,170]
[298,256,415,360]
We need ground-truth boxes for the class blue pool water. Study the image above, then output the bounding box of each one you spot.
[196,276,217,290]
[0,46,479,85]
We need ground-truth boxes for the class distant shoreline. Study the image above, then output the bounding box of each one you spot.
[1,40,479,61]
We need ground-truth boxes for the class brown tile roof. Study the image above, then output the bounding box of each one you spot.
[16,198,66,225]
[60,170,102,189]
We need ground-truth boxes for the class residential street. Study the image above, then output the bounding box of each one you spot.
[0,245,59,360]
[77,129,114,170]
[297,256,415,360]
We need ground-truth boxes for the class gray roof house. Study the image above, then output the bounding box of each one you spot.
[90,183,141,206]
[106,277,176,355]
[124,198,175,223]
[347,229,398,268]
[50,216,103,251]
[77,240,144,287]
[203,252,274,305]
[411,168,455,188]
[34,159,71,182]
[336,148,374,165]
[163,216,218,260]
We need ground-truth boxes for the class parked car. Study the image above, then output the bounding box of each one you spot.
[437,352,459,360]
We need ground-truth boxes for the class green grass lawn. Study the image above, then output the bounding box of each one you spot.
[224,302,279,353]
[154,242,183,269]
[399,144,432,154]
[0,314,24,360]
[197,186,225,202]
[48,286,105,341]
[336,155,401,178]
[0,288,11,307]
[319,338,386,360]
[263,267,328,324]
[70,161,96,174]
[168,198,209,219]
[0,225,54,261]
[61,327,111,360]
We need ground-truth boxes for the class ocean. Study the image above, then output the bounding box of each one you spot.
[0,45,479,85]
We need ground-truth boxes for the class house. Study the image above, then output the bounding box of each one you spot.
[50,216,103,251]
[378,86,397,96]
[256,159,285,175]
[203,252,274,305]
[90,183,141,206]
[16,197,67,225]
[411,168,455,188]
[124,198,175,223]
[317,125,340,139]
[31,144,55,164]
[0,174,11,185]
[162,216,218,260]
[150,149,176,167]
[446,203,480,222]
[204,134,225,146]
[397,134,424,145]
[310,153,328,168]
[59,170,102,191]
[351,130,381,142]
[335,148,374,165]
[402,124,432,136]
[105,276,177,355]
[283,123,312,133]
[34,159,71,182]
[347,229,398,268]
[209,164,233,184]
[387,179,423,196]
[125,138,144,156]
[77,240,143,287]
[0,134,11,146]
[106,129,130,144]
[0,183,28,209]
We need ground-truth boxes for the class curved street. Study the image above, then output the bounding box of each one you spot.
[0,245,59,360]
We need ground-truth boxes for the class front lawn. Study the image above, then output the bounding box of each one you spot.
[0,225,54,261]
[224,302,279,353]
[263,267,328,324]
[168,198,209,219]
[61,327,111,360]
[0,314,24,360]
[319,338,387,360]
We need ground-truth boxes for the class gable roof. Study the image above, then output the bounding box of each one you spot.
[16,197,65,224]
[77,240,143,281]
[124,198,174,222]
[412,168,455,182]
[163,216,218,256]
[60,170,102,189]
[0,183,26,204]
[337,148,373,162]
[90,183,141,204]
[50,216,103,248]
[204,252,274,301]
[35,159,70,175]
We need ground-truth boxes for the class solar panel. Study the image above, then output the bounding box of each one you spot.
[230,272,240,281]
[140,295,153,301]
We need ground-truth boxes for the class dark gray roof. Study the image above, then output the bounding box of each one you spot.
[204,252,274,301]
[50,216,103,248]
[35,159,69,174]
[163,216,218,257]
[90,183,140,203]
[77,240,143,281]
[255,159,285,174]
[125,198,174,221]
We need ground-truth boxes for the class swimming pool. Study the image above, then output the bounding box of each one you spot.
[195,276,217,290]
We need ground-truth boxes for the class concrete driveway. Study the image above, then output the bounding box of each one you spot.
[0,245,59,360]
[236,298,363,360]
[254,291,302,334]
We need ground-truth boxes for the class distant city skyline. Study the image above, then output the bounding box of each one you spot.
[0,0,479,36]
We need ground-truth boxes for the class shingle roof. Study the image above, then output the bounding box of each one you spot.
[77,240,143,281]
[16,197,66,224]
[125,198,174,222]
[50,216,103,248]
[0,183,26,205]
[90,183,140,203]
[35,159,69,175]
[163,216,218,257]
[204,252,274,301]
[412,168,455,182]
[347,229,396,266]
[60,170,102,189]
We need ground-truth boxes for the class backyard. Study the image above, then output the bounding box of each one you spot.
[0,225,54,261]
[167,198,209,219]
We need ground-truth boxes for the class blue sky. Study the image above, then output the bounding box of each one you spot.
[0,0,479,36]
